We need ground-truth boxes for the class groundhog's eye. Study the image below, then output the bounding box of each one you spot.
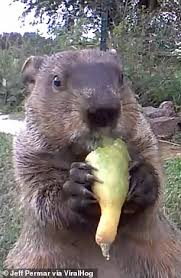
[53,75,61,88]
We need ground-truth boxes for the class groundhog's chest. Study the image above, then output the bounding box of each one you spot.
[56,233,159,278]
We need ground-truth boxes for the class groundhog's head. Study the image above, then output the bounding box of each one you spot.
[22,49,138,152]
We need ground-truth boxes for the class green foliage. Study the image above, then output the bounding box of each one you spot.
[0,32,54,112]
[0,48,23,112]
[112,6,181,106]
[51,17,99,52]
[12,0,160,33]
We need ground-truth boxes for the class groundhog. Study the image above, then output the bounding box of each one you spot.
[5,49,181,277]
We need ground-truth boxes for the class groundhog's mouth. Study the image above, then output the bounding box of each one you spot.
[70,127,123,156]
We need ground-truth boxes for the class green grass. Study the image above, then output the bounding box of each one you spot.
[0,133,180,270]
[163,158,181,228]
[0,134,21,270]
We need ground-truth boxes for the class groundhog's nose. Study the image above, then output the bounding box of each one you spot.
[87,105,120,128]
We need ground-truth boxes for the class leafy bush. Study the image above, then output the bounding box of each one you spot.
[113,11,181,106]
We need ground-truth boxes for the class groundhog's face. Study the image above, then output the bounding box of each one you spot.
[23,49,131,152]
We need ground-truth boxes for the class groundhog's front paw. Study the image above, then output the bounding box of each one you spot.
[123,160,159,214]
[62,162,100,225]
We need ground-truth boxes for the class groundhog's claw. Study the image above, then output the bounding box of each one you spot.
[63,181,96,199]
[71,162,97,171]
[61,161,100,225]
[124,159,159,214]
[70,162,98,185]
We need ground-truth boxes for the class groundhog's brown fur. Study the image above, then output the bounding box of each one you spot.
[5,49,181,277]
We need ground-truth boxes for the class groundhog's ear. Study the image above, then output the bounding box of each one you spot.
[109,48,117,55]
[21,55,44,95]
[108,48,123,69]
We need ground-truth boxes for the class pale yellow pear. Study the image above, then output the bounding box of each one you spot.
[86,137,130,260]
